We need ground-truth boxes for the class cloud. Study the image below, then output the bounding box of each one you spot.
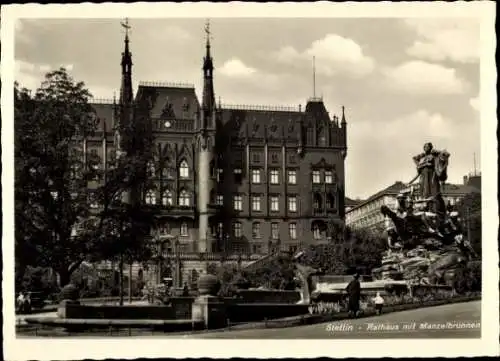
[348,109,475,198]
[383,60,468,95]
[271,34,374,78]
[469,95,479,111]
[15,60,41,91]
[219,58,257,78]
[272,46,302,64]
[404,19,479,64]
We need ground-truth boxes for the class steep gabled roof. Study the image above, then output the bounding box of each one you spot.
[135,83,200,120]
[89,101,115,132]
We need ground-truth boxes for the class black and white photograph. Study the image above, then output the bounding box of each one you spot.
[2,1,498,359]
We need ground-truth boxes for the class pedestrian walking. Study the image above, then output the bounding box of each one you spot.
[346,273,361,318]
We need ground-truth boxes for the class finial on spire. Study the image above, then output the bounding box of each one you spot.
[205,19,212,47]
[341,105,346,123]
[121,18,131,40]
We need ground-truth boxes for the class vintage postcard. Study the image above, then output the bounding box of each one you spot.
[2,1,498,359]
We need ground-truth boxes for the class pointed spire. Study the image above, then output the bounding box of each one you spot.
[203,19,213,72]
[120,18,133,106]
[341,105,346,124]
[201,19,215,124]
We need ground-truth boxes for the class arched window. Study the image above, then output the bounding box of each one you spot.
[162,190,173,206]
[327,193,335,209]
[180,222,189,236]
[313,193,322,210]
[179,160,189,178]
[179,190,190,206]
[312,222,321,240]
[145,190,156,205]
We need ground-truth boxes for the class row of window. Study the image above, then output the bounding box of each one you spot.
[214,168,336,185]
[158,221,324,241]
[230,193,336,212]
[145,189,190,206]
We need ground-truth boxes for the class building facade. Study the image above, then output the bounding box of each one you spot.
[345,176,481,231]
[86,23,348,256]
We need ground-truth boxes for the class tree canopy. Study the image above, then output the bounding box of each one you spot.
[15,68,157,288]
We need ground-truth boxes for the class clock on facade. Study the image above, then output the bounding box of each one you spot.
[164,120,172,128]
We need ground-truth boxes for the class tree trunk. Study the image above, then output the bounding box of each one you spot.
[119,253,124,306]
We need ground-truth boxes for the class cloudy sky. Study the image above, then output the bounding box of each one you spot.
[14,17,480,199]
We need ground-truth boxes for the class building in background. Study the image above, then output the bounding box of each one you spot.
[345,174,481,231]
[85,21,348,258]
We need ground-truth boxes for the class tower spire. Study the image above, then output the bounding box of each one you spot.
[202,19,215,124]
[120,18,133,106]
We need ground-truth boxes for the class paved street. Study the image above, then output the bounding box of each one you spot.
[177,301,481,339]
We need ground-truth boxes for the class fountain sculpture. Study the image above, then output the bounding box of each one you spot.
[372,143,477,286]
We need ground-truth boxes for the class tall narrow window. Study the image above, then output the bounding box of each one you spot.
[145,190,156,205]
[252,222,261,239]
[179,190,190,206]
[251,169,261,184]
[287,169,297,185]
[162,190,173,206]
[270,196,279,212]
[312,170,321,184]
[313,223,321,239]
[327,193,335,209]
[289,223,297,240]
[288,196,297,212]
[325,170,333,184]
[233,195,243,211]
[216,194,224,206]
[179,160,189,178]
[180,222,189,236]
[269,169,280,184]
[271,222,279,240]
[313,193,322,211]
[252,195,261,211]
[233,222,242,238]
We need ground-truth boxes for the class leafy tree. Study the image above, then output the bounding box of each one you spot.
[15,69,99,287]
[15,68,158,291]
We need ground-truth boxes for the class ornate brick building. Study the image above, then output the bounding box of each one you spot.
[87,23,348,257]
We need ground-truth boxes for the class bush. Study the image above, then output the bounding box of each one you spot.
[453,261,481,294]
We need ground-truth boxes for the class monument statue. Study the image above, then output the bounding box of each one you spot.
[412,142,450,219]
[373,145,476,286]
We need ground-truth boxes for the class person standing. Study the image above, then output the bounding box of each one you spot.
[346,273,361,318]
[373,292,385,315]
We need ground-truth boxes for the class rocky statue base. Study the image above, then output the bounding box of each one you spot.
[372,189,476,287]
